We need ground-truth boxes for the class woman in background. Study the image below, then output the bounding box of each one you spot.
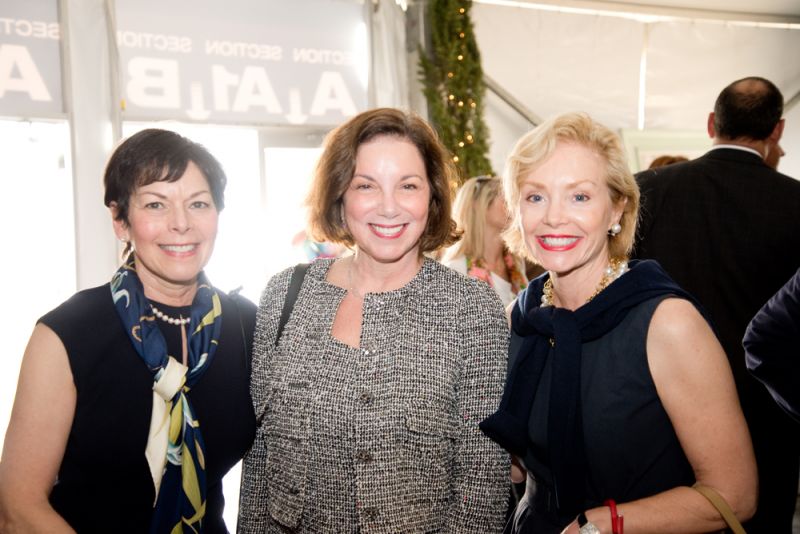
[442,175,527,307]
[0,129,256,533]
[481,112,756,533]
[238,108,509,533]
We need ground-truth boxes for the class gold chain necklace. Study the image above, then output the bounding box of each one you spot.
[540,258,628,308]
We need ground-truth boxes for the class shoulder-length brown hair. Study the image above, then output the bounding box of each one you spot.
[306,108,460,254]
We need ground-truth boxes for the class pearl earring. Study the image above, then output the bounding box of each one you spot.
[609,223,622,236]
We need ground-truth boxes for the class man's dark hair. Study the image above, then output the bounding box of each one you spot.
[713,77,783,141]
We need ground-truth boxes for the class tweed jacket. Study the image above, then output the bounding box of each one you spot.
[238,258,510,533]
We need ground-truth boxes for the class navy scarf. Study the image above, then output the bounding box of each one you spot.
[480,259,702,517]
[110,255,222,533]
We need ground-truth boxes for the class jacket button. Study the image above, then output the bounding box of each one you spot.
[288,486,301,495]
[363,506,379,520]
[356,449,373,463]
[358,392,374,405]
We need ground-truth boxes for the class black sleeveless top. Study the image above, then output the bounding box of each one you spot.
[516,296,695,532]
[39,283,257,533]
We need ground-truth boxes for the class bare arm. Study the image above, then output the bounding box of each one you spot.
[562,298,756,534]
[0,324,77,533]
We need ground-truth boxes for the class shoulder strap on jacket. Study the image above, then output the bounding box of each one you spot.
[276,263,309,346]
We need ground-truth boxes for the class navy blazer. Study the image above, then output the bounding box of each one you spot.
[744,267,800,423]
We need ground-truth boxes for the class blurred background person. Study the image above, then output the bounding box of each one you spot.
[441,175,528,307]
[647,154,688,169]
[0,129,256,533]
[238,108,510,533]
[481,112,755,534]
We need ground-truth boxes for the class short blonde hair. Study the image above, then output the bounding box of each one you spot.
[502,112,639,263]
[306,108,459,254]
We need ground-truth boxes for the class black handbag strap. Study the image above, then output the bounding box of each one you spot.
[275,263,309,346]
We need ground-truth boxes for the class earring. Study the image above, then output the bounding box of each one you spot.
[119,236,128,243]
[608,223,622,236]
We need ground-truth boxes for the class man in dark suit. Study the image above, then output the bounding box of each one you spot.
[635,76,800,533]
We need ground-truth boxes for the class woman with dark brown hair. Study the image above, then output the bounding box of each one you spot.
[0,129,256,533]
[238,108,510,533]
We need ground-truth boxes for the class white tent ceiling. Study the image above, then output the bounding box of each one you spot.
[469,0,800,175]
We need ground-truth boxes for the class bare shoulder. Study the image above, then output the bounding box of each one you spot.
[649,297,710,341]
[647,297,729,390]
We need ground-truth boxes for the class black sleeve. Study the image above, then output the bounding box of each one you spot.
[743,268,800,423]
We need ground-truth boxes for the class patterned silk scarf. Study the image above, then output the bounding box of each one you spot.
[110,255,222,533]
[466,252,527,295]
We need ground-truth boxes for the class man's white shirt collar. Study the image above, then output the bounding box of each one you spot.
[709,144,763,158]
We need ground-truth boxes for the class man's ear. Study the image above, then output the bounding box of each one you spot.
[769,118,785,143]
[707,112,716,139]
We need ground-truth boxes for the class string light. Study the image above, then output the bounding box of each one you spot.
[419,0,492,182]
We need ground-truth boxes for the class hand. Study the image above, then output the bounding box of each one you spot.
[559,507,611,534]
[560,520,580,534]
[510,455,526,483]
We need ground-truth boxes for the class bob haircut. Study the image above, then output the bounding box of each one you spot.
[306,108,460,254]
[442,175,502,262]
[502,112,639,263]
[104,128,227,224]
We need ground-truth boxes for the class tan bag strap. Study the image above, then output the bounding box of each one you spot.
[693,483,747,534]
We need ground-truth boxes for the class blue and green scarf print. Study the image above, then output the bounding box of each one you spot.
[111,255,222,533]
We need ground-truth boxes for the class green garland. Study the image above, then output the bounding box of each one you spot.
[419,0,494,184]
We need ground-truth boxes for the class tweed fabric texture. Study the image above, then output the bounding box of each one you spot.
[238,258,510,533]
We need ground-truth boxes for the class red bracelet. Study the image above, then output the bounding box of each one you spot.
[604,499,623,534]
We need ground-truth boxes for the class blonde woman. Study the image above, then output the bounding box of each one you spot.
[480,112,755,533]
[442,175,527,306]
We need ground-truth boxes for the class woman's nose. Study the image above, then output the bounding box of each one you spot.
[170,206,190,232]
[377,191,399,217]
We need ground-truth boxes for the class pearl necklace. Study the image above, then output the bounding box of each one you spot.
[541,258,629,307]
[151,305,191,325]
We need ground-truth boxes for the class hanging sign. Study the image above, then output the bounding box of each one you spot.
[0,0,63,118]
[116,0,370,126]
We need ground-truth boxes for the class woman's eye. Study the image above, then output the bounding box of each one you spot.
[144,201,164,209]
[574,193,589,202]
[190,201,211,209]
[402,183,418,190]
[526,193,543,203]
